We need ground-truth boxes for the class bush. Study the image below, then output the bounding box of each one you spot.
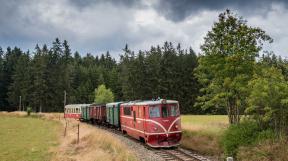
[220,120,260,157]
[26,107,32,116]
[256,129,276,142]
[237,139,288,161]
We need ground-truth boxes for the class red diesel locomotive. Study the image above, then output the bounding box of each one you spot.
[120,99,182,147]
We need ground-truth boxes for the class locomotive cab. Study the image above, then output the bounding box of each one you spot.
[145,100,182,147]
[120,99,182,148]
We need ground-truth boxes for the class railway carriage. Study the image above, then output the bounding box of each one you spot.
[64,104,84,119]
[89,104,106,124]
[80,104,91,121]
[106,102,122,127]
[120,99,182,148]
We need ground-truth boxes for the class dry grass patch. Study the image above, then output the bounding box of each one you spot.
[180,115,228,157]
[52,119,137,161]
[237,139,288,161]
[181,130,222,156]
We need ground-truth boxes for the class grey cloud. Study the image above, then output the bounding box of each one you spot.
[0,0,287,59]
[154,0,288,22]
[69,0,142,9]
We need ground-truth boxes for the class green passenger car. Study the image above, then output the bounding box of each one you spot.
[80,104,91,121]
[106,102,122,127]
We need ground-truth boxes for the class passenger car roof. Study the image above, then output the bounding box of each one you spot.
[106,102,123,107]
[65,104,91,108]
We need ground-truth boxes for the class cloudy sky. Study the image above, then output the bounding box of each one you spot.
[0,0,288,59]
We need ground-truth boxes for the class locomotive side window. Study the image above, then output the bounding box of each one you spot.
[133,111,136,121]
[149,106,160,118]
[138,107,141,118]
[124,106,131,115]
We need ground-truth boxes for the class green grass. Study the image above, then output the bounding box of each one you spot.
[0,116,60,161]
[181,115,228,135]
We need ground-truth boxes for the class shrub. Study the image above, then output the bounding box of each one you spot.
[256,129,276,142]
[220,120,260,157]
[27,107,32,116]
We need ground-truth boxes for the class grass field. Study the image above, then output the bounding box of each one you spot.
[180,115,228,157]
[181,115,228,134]
[0,115,60,161]
[0,112,137,161]
[0,113,226,160]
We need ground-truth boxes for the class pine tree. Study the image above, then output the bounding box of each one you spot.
[0,47,5,110]
[30,44,48,112]
[8,50,31,111]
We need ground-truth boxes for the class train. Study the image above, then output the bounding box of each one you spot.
[64,99,182,148]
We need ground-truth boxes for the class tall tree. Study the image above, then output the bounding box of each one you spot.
[195,10,272,124]
[0,47,5,110]
[30,44,48,112]
[8,52,31,110]
[94,84,114,104]
[119,44,136,100]
[246,66,288,136]
[3,47,23,111]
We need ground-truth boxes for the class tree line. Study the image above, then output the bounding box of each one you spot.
[0,39,200,114]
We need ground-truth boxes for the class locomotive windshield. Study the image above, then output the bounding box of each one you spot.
[170,105,178,116]
[149,104,179,118]
[149,106,161,118]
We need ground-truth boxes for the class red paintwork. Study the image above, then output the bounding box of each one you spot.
[64,104,82,119]
[90,104,106,123]
[120,103,182,148]
[64,113,81,119]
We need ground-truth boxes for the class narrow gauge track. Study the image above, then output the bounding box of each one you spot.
[89,122,211,161]
[154,148,211,161]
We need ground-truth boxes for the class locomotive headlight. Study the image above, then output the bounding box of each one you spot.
[153,127,158,131]
[175,125,178,129]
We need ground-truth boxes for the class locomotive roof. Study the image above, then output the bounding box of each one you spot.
[65,104,90,108]
[121,99,178,106]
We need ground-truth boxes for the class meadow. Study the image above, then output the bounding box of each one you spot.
[0,112,137,161]
[180,115,228,157]
[0,115,60,161]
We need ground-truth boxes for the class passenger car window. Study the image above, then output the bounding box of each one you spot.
[124,106,131,115]
[149,106,160,118]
